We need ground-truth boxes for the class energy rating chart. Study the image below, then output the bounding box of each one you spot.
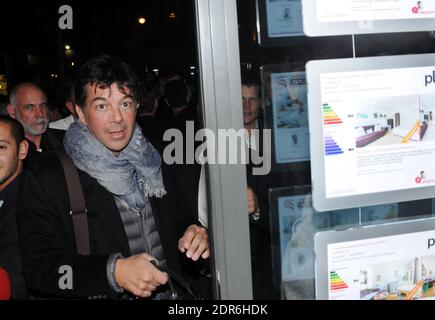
[323,103,343,125]
[329,271,349,292]
[322,103,347,157]
[324,135,344,156]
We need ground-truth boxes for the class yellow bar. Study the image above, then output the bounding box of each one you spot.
[401,120,421,143]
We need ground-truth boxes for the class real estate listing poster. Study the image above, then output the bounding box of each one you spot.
[327,229,435,300]
[302,0,435,36]
[320,65,435,199]
[271,71,310,163]
[266,0,303,37]
[316,0,435,23]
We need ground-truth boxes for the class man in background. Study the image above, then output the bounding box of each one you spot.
[242,71,282,299]
[7,82,64,162]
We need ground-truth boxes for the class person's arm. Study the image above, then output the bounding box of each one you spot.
[197,164,208,228]
[246,169,282,236]
[16,170,115,299]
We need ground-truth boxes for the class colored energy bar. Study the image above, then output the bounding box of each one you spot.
[330,271,349,291]
[323,104,343,125]
[325,136,344,155]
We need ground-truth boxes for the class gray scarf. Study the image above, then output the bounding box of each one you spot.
[64,120,166,210]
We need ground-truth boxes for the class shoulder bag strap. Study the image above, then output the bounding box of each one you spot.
[56,150,90,255]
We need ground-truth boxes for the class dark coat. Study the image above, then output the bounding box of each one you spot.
[16,152,195,299]
[161,106,202,223]
[0,175,29,299]
[246,120,289,299]
[25,128,65,167]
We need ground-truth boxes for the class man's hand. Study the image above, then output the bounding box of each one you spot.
[114,253,168,298]
[178,224,210,261]
[247,187,259,216]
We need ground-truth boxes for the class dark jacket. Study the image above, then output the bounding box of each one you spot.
[246,120,288,299]
[16,152,195,299]
[0,175,29,299]
[163,106,202,223]
[25,128,65,167]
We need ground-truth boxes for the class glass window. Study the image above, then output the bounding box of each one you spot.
[228,0,435,300]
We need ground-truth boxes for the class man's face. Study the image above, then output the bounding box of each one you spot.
[0,123,27,188]
[76,83,137,154]
[9,85,49,136]
[242,85,261,127]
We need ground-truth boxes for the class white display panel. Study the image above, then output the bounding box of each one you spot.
[307,53,435,212]
[256,0,307,47]
[302,0,435,36]
[266,0,303,38]
[315,217,435,300]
